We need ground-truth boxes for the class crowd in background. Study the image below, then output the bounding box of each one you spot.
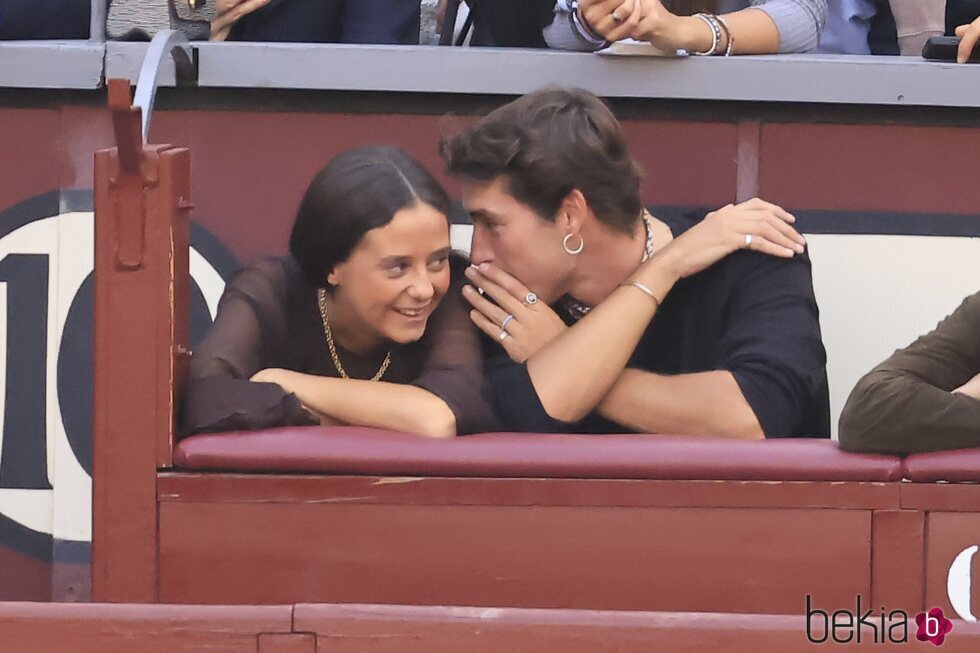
[2,0,980,61]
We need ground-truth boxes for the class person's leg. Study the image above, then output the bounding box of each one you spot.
[469,0,556,48]
[230,0,344,42]
[0,0,89,39]
[342,0,421,44]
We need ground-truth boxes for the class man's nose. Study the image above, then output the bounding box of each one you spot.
[469,226,493,265]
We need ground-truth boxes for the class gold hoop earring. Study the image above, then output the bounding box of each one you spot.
[563,233,584,256]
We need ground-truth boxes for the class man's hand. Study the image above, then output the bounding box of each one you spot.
[461,263,567,364]
[211,0,270,41]
[653,197,805,282]
[953,372,980,400]
[955,18,980,63]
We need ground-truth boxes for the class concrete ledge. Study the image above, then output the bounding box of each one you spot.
[0,41,104,89]
[102,41,980,107]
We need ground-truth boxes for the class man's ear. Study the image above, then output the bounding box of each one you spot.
[559,189,590,233]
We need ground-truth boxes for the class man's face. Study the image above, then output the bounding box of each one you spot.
[461,177,574,304]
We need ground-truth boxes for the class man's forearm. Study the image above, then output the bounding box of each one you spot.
[596,369,765,439]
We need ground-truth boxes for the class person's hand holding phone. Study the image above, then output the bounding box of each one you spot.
[955,16,980,63]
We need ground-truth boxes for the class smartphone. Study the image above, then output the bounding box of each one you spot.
[921,36,980,62]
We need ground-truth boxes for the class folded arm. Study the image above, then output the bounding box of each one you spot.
[597,369,764,439]
[251,369,457,438]
[839,293,980,456]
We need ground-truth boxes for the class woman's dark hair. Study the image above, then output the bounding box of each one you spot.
[440,87,643,235]
[289,145,452,289]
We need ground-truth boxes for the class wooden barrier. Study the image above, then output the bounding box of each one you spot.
[4,601,980,652]
[92,79,190,602]
[90,79,980,625]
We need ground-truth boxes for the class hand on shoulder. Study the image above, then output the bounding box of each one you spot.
[652,197,806,281]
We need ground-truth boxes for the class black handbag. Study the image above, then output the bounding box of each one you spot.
[107,0,216,40]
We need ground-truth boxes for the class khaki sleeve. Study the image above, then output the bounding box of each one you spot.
[839,292,980,455]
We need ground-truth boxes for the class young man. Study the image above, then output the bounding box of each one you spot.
[441,87,829,438]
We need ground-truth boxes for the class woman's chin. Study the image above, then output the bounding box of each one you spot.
[384,321,428,344]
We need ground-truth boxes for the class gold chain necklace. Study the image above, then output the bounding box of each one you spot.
[316,288,391,381]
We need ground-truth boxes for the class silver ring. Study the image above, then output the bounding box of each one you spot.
[524,292,538,306]
[499,330,509,341]
[744,234,753,248]
[611,10,625,22]
[500,314,515,331]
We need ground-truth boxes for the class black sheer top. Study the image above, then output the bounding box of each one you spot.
[181,254,499,436]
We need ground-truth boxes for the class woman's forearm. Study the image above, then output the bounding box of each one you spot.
[527,256,679,423]
[257,370,457,437]
[749,0,826,53]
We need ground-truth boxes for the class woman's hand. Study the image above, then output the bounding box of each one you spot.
[250,368,347,426]
[577,0,644,42]
[955,18,980,63]
[627,0,682,46]
[461,263,568,364]
[250,367,286,385]
[210,0,270,41]
[650,197,806,283]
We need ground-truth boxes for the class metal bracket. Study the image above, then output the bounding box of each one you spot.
[133,29,198,143]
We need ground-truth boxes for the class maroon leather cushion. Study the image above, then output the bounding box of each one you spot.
[902,448,980,482]
[173,427,902,482]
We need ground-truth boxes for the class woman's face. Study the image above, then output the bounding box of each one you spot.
[328,202,452,346]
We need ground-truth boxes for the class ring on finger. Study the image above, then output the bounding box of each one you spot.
[611,10,625,22]
[500,314,515,331]
[499,330,510,341]
[744,234,754,248]
[523,292,538,306]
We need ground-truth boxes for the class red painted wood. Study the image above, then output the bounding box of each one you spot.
[924,513,980,620]
[158,473,900,509]
[158,501,872,613]
[93,127,191,600]
[0,109,61,209]
[0,602,291,653]
[759,123,980,215]
[4,600,980,653]
[901,484,980,512]
[870,510,925,614]
[620,119,737,208]
[144,111,738,263]
[258,633,316,653]
[0,544,52,601]
[296,603,980,652]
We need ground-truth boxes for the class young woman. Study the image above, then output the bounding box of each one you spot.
[181,145,498,438]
